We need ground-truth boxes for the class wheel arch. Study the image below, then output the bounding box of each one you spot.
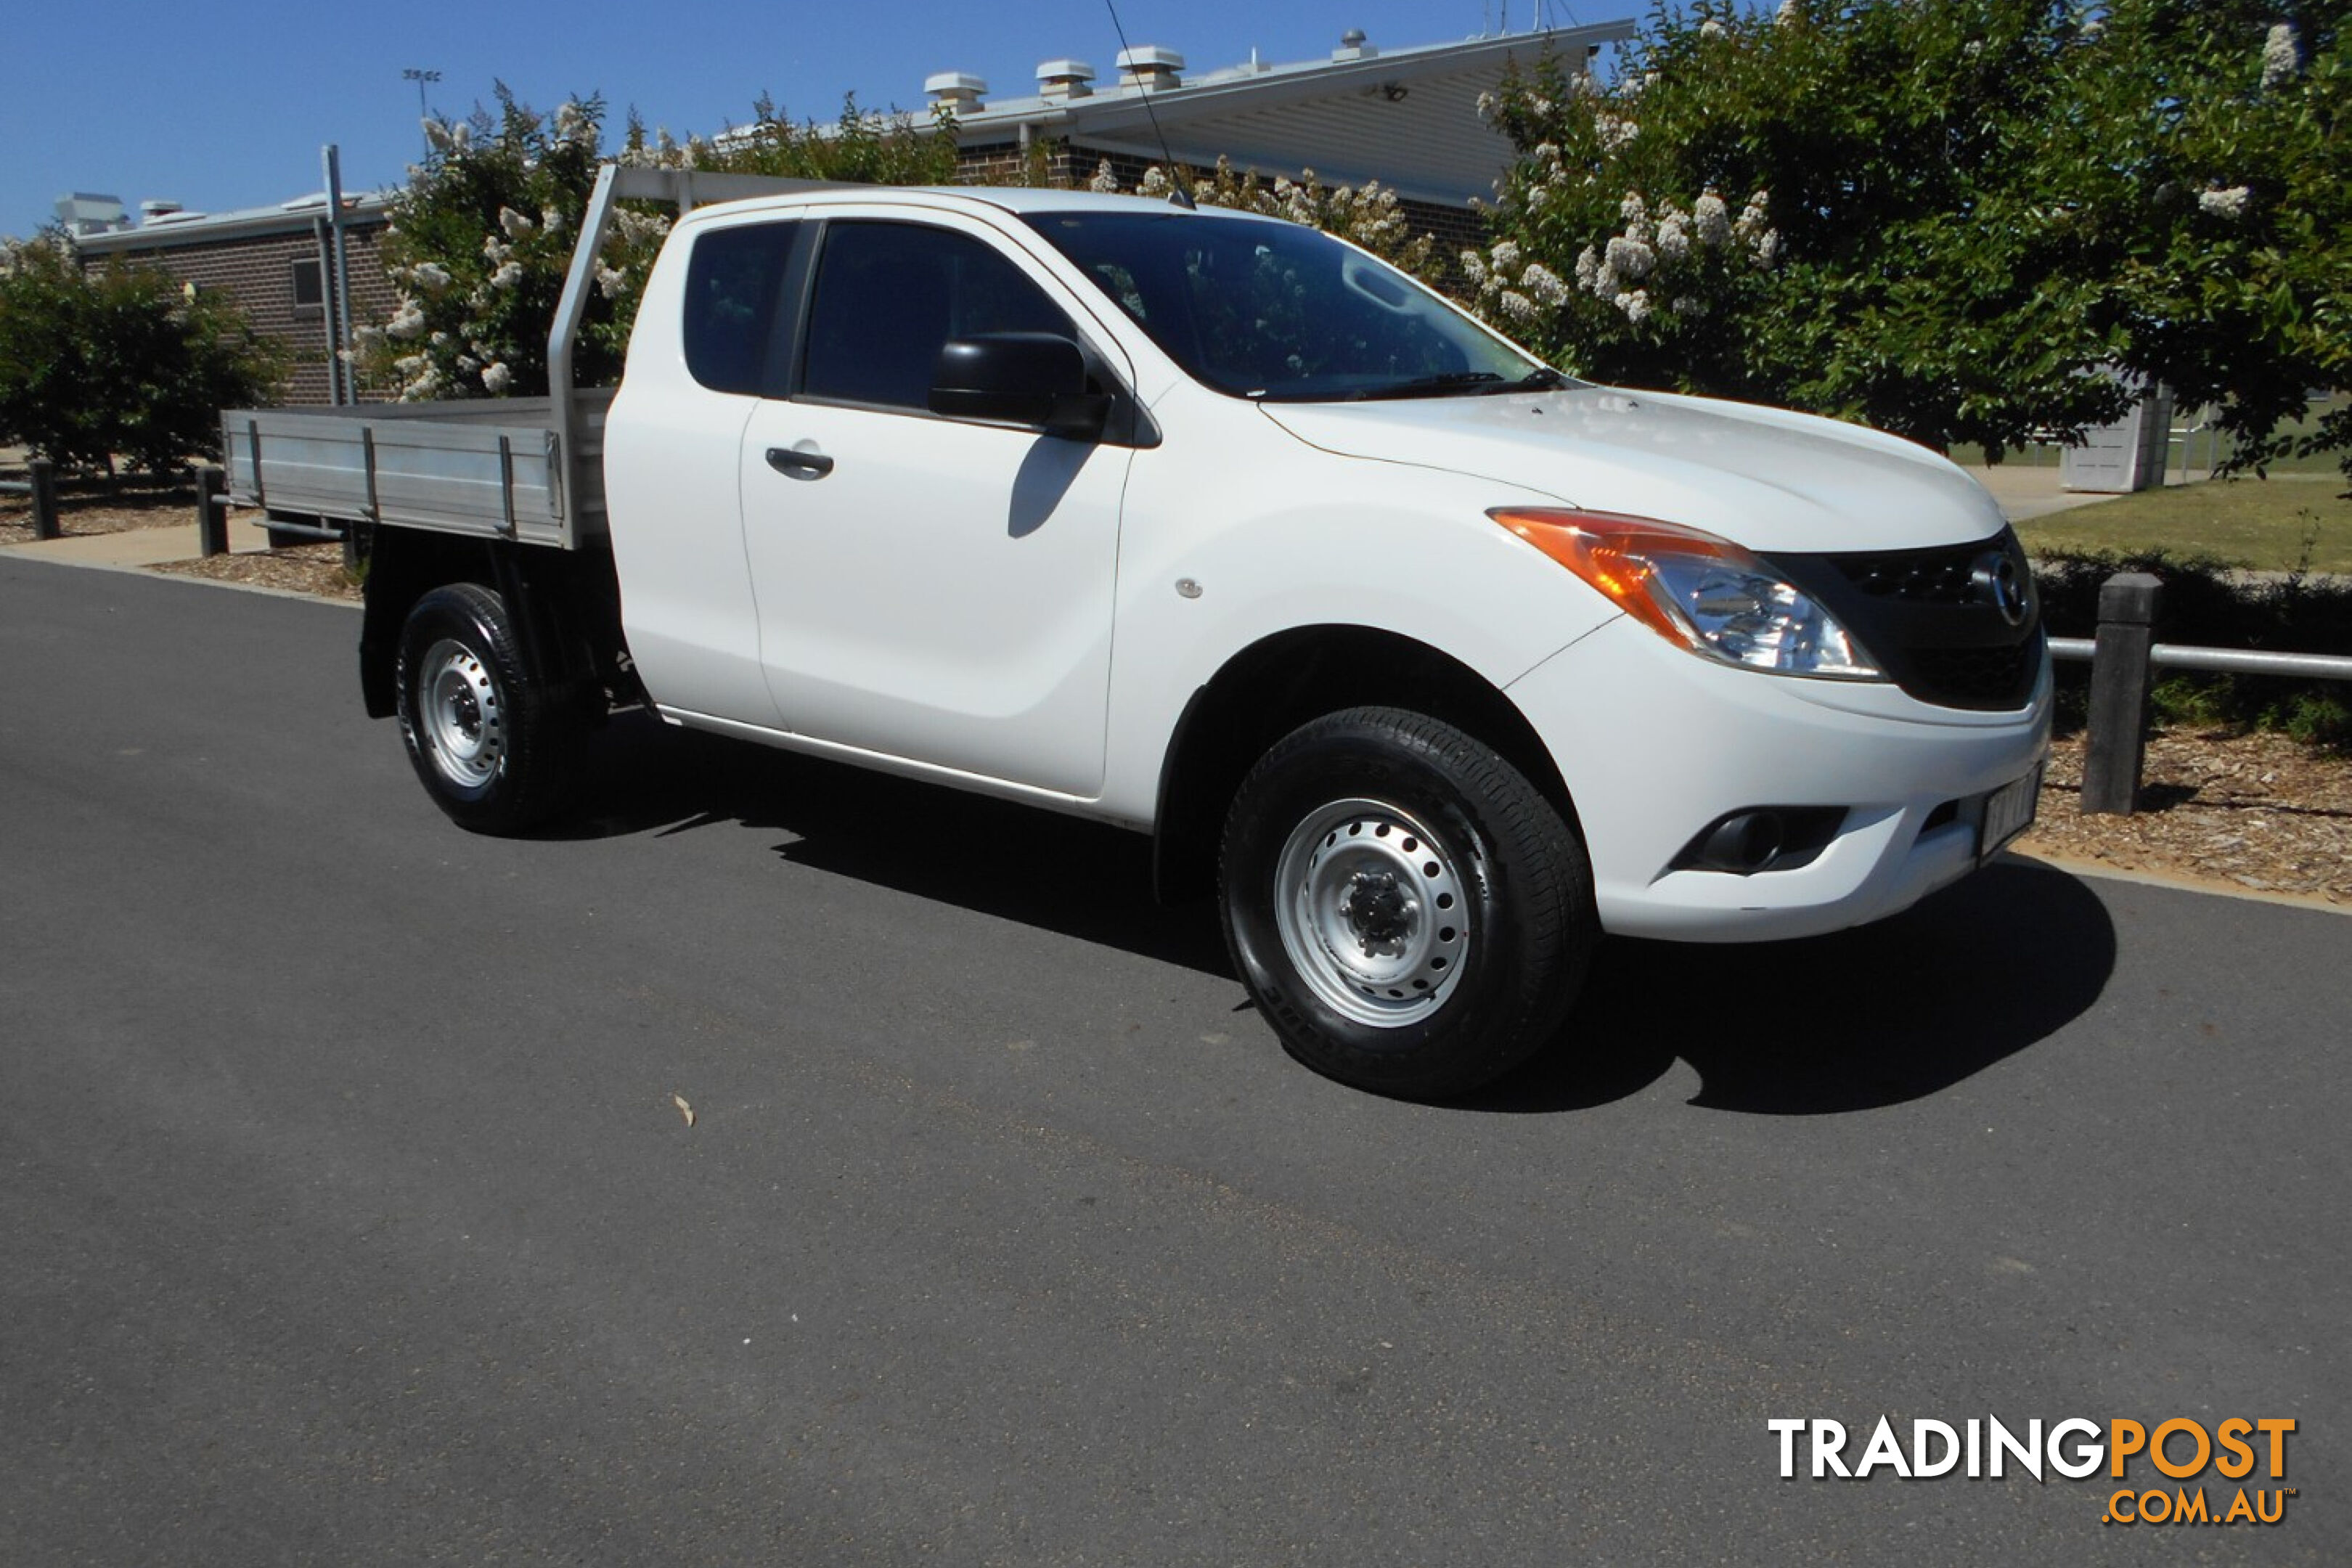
[1151,624,1581,904]
[361,530,631,720]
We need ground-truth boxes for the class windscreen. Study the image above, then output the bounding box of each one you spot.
[1022,210,1563,402]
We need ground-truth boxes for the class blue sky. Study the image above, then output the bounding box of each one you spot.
[7,0,1612,239]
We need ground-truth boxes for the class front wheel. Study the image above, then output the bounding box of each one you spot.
[394,582,584,834]
[1219,707,1593,1098]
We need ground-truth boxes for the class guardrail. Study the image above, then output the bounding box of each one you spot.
[2049,571,2352,814]
[0,459,60,539]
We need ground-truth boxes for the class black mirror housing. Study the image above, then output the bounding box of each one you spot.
[931,333,1110,439]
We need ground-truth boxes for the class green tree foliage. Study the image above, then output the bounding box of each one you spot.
[0,232,284,475]
[1468,1,2348,473]
[367,87,957,399]
[2045,2,2350,475]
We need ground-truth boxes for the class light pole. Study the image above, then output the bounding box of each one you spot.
[403,68,442,158]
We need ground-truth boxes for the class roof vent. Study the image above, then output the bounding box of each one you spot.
[1036,58,1095,99]
[53,193,130,235]
[139,199,184,222]
[923,72,988,112]
[1334,28,1377,61]
[1115,45,1185,91]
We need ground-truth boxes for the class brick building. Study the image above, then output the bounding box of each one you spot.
[76,193,399,406]
[74,22,1628,406]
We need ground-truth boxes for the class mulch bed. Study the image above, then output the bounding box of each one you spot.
[2020,727,2351,904]
[150,542,362,602]
[0,483,200,543]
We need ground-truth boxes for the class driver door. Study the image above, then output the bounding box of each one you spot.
[739,215,1134,799]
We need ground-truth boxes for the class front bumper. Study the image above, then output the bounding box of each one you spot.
[1510,617,2052,942]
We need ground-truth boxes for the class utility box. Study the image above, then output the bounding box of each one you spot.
[2062,380,2174,493]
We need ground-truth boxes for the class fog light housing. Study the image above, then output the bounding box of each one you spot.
[1671,807,1847,875]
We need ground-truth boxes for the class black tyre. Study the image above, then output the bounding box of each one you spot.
[394,582,584,834]
[1219,706,1594,1098]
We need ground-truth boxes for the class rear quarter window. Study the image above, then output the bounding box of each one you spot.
[681,221,801,396]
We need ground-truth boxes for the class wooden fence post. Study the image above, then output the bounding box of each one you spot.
[2081,571,2163,815]
[195,465,229,558]
[29,458,60,541]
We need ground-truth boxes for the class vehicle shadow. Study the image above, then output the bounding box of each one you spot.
[561,714,2118,1116]
[1465,857,2118,1115]
[555,711,1231,976]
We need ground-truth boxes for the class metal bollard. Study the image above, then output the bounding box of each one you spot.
[2080,571,2163,815]
[195,465,229,558]
[29,458,60,541]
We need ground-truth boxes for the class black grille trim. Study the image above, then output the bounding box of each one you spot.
[1837,550,1977,604]
[1768,528,2043,711]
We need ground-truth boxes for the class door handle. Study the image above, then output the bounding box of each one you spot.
[765,446,834,478]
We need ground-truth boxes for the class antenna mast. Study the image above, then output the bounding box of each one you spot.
[1102,0,1195,208]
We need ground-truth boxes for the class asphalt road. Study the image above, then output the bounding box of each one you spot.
[2,555,2343,1566]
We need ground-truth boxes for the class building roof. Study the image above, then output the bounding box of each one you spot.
[74,189,396,256]
[941,24,1634,207]
[72,23,1634,257]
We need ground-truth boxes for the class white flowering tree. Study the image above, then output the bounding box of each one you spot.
[1082,156,1440,280]
[365,86,613,400]
[365,88,959,401]
[1466,0,2348,474]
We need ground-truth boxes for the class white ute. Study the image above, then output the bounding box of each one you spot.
[225,171,2049,1095]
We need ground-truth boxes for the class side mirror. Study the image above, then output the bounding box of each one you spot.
[931,333,1110,440]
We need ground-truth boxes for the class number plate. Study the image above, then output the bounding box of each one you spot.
[1978,765,2041,865]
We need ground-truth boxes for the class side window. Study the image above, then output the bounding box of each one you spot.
[801,221,1075,412]
[290,256,324,317]
[682,221,800,396]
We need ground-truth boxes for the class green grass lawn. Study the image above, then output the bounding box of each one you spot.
[2016,475,2352,573]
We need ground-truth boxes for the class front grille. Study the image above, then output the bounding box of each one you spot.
[1905,640,2043,709]
[1836,547,1978,605]
[1771,528,2043,712]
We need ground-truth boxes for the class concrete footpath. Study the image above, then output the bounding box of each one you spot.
[2,515,277,568]
[1960,460,2120,522]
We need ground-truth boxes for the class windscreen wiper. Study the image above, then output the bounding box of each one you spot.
[1346,367,1569,401]
[1345,372,1506,401]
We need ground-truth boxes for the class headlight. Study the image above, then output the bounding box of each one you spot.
[1488,507,1882,680]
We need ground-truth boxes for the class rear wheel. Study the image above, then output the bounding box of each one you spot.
[1219,707,1593,1097]
[394,582,583,833]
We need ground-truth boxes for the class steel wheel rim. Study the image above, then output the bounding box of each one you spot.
[419,637,503,791]
[1272,797,1470,1027]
